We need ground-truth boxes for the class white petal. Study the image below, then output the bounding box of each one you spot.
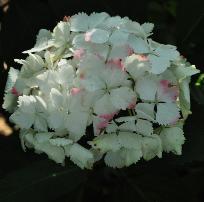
[35,142,65,164]
[88,12,109,29]
[104,151,125,168]
[135,103,155,121]
[135,119,153,136]
[125,55,150,80]
[36,70,58,94]
[34,115,47,132]
[173,65,200,81]
[94,93,117,115]
[90,133,120,153]
[66,111,89,141]
[18,95,36,113]
[50,88,63,108]
[70,12,89,32]
[141,134,162,160]
[109,45,130,60]
[49,138,73,147]
[156,103,180,125]
[109,30,129,45]
[105,121,118,133]
[120,20,145,37]
[48,110,65,129]
[102,68,130,89]
[141,23,154,36]
[120,148,142,166]
[118,132,141,150]
[10,111,35,129]
[115,116,137,123]
[110,87,136,110]
[155,44,179,61]
[2,93,18,113]
[57,62,74,86]
[118,121,137,132]
[85,28,110,44]
[102,16,123,29]
[128,35,149,53]
[35,132,53,143]
[5,67,19,92]
[69,143,94,169]
[23,29,52,53]
[160,127,185,155]
[149,55,170,74]
[135,75,158,101]
[53,21,70,47]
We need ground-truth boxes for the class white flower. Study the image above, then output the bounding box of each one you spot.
[2,12,199,169]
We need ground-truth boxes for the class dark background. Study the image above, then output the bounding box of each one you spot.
[0,0,204,201]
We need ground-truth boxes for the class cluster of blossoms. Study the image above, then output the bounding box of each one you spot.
[3,12,199,169]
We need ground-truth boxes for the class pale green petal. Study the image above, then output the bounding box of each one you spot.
[69,143,94,169]
[118,132,141,150]
[160,127,185,155]
[5,67,19,92]
[156,103,180,125]
[110,87,136,110]
[141,134,162,160]
[128,35,149,53]
[70,13,89,32]
[90,133,120,153]
[135,103,155,121]
[125,54,150,80]
[135,119,153,136]
[35,142,65,164]
[135,75,158,101]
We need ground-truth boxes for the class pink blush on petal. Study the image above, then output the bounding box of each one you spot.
[85,29,95,42]
[99,112,115,121]
[70,88,81,95]
[63,16,70,22]
[160,80,169,88]
[135,54,148,62]
[127,98,137,109]
[11,87,20,96]
[159,80,179,102]
[107,59,125,71]
[73,48,85,60]
[97,120,109,129]
[127,46,134,56]
[169,115,180,125]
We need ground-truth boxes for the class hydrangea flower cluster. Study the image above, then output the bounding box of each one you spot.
[3,12,199,169]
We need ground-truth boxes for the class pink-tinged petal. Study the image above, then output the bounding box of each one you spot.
[169,114,180,125]
[95,119,109,135]
[11,87,20,96]
[70,88,81,95]
[135,54,148,62]
[158,80,179,102]
[85,29,95,42]
[73,48,85,60]
[167,86,179,101]
[96,111,118,135]
[63,16,70,22]
[95,53,105,60]
[99,112,117,121]
[107,58,125,71]
[160,79,169,88]
[127,46,134,56]
[79,73,85,79]
[97,120,109,129]
[127,98,137,109]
